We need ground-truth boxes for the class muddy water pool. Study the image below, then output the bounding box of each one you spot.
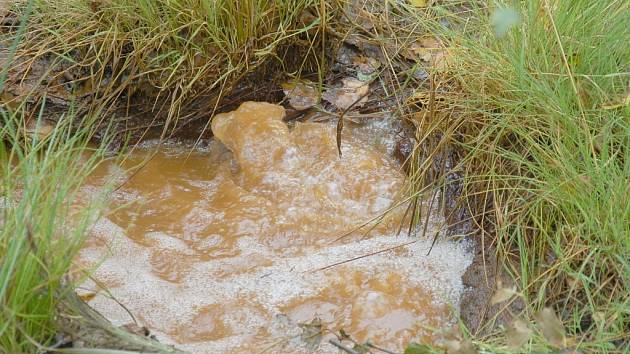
[76,102,473,353]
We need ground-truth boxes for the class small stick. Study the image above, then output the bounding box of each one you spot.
[336,90,370,157]
[366,342,399,354]
[312,239,418,272]
[88,274,138,326]
[329,339,361,354]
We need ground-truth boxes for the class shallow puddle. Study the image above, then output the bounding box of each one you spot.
[76,102,473,353]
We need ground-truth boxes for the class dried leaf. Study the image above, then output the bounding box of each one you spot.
[431,49,452,70]
[298,317,323,352]
[282,80,319,111]
[535,308,566,348]
[353,56,380,77]
[322,77,369,110]
[602,90,630,110]
[410,37,440,62]
[444,339,477,354]
[25,119,55,142]
[407,37,452,70]
[506,319,533,349]
[491,285,516,305]
[409,0,429,7]
[419,37,441,49]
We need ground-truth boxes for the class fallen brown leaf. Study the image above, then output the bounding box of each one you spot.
[282,80,319,111]
[322,77,369,110]
[490,285,517,305]
[406,37,452,70]
[535,307,566,348]
[506,319,533,349]
[25,119,55,142]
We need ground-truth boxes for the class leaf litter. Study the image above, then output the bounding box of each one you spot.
[505,319,533,349]
[322,77,370,111]
[282,80,320,111]
[406,37,452,71]
[535,307,567,348]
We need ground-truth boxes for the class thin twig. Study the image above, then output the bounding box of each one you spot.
[336,90,370,157]
[87,274,138,326]
[329,339,360,354]
[311,239,418,272]
[366,342,399,354]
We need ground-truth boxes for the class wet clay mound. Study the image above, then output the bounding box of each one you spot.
[76,102,473,353]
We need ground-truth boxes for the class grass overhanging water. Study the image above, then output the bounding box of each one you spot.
[1,0,332,352]
[1,0,629,352]
[401,0,629,351]
[0,109,109,352]
[10,0,332,134]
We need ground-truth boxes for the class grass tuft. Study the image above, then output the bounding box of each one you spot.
[9,0,333,134]
[400,0,629,351]
[0,107,111,352]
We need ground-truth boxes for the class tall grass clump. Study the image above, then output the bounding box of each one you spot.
[11,0,332,131]
[1,2,101,351]
[0,6,187,349]
[0,106,112,352]
[1,2,111,351]
[0,112,176,354]
[398,0,628,351]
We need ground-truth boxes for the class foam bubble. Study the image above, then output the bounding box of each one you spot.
[76,102,473,353]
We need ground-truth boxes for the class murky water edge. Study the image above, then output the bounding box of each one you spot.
[74,102,473,353]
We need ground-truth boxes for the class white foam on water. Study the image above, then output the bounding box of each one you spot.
[80,216,473,353]
[76,102,473,353]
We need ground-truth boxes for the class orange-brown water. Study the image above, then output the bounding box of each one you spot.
[76,102,472,353]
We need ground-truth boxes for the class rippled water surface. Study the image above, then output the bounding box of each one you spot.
[76,102,473,353]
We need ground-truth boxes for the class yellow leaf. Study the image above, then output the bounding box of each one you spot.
[602,90,630,110]
[410,0,428,7]
[490,285,516,305]
[535,308,566,348]
[506,319,533,349]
